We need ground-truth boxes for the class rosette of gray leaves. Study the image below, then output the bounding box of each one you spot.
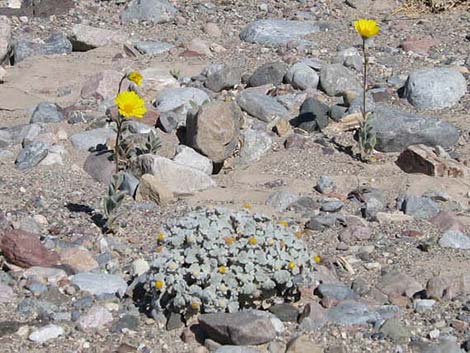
[146,207,315,317]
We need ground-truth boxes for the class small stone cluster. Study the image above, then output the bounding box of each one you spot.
[146,208,315,317]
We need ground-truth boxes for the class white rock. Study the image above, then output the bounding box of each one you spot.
[23,266,68,285]
[173,145,213,175]
[132,258,150,276]
[29,324,64,343]
[78,305,113,330]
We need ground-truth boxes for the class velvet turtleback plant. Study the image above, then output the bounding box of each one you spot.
[354,19,380,161]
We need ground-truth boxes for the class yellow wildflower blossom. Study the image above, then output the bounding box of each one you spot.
[190,302,200,310]
[115,91,147,118]
[248,236,257,246]
[127,71,143,86]
[157,232,165,241]
[218,266,228,274]
[224,236,235,246]
[279,220,289,228]
[288,261,296,270]
[314,255,321,264]
[155,280,164,289]
[354,19,380,39]
[242,202,253,209]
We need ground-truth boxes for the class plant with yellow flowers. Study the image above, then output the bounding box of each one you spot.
[353,19,380,162]
[100,71,161,233]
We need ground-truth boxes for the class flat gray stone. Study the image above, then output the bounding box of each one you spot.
[326,301,377,326]
[13,32,72,63]
[120,0,177,24]
[237,89,288,122]
[319,63,362,97]
[439,230,470,250]
[404,68,467,110]
[205,65,242,92]
[266,191,299,212]
[285,62,319,90]
[248,62,288,87]
[71,272,127,296]
[240,19,323,46]
[134,40,174,55]
[369,105,460,152]
[15,141,48,170]
[70,128,116,151]
[30,102,64,124]
[401,195,440,219]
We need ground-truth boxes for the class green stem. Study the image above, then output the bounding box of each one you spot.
[114,117,122,173]
[362,39,367,118]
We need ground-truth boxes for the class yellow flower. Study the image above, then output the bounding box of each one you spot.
[354,19,380,39]
[313,255,321,264]
[155,280,164,289]
[115,91,147,118]
[242,203,253,209]
[279,220,289,228]
[157,232,165,241]
[295,231,304,239]
[218,266,228,274]
[127,71,143,86]
[288,261,296,270]
[248,236,257,246]
[190,302,200,310]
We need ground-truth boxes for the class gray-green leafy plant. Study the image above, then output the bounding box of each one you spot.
[101,173,126,233]
[145,208,315,319]
[358,113,377,162]
[118,128,162,167]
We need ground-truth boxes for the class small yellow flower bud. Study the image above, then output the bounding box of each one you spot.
[314,255,321,264]
[127,71,143,86]
[190,302,200,310]
[279,220,289,228]
[218,266,228,274]
[288,261,296,270]
[157,232,165,241]
[248,236,257,245]
[155,280,164,289]
[242,202,253,209]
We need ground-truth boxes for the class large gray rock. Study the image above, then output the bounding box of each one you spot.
[15,141,48,170]
[205,65,242,93]
[71,272,127,296]
[240,19,323,46]
[120,0,177,24]
[199,311,277,345]
[0,16,11,63]
[70,128,116,151]
[439,230,470,250]
[335,47,363,72]
[237,128,273,164]
[30,102,64,124]
[319,64,362,97]
[186,101,241,163]
[83,151,115,184]
[248,62,288,87]
[291,97,329,132]
[237,89,288,122]
[69,24,128,51]
[133,154,215,194]
[155,87,210,126]
[403,68,467,110]
[134,40,174,55]
[265,191,299,212]
[401,194,440,219]
[369,105,459,152]
[284,62,319,90]
[13,32,72,64]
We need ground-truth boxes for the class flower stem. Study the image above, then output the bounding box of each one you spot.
[117,75,126,95]
[362,39,367,118]
[114,116,122,173]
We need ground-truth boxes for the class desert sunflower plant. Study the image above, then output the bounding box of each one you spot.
[353,19,380,162]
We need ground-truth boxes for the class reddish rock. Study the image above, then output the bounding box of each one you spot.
[429,211,466,233]
[0,230,59,268]
[400,36,439,54]
[396,144,468,177]
[81,70,130,101]
[285,134,307,149]
[59,247,99,273]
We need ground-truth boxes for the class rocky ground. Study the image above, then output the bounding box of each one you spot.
[0,0,470,352]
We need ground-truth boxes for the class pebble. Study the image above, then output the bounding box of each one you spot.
[28,324,64,343]
[15,141,49,170]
